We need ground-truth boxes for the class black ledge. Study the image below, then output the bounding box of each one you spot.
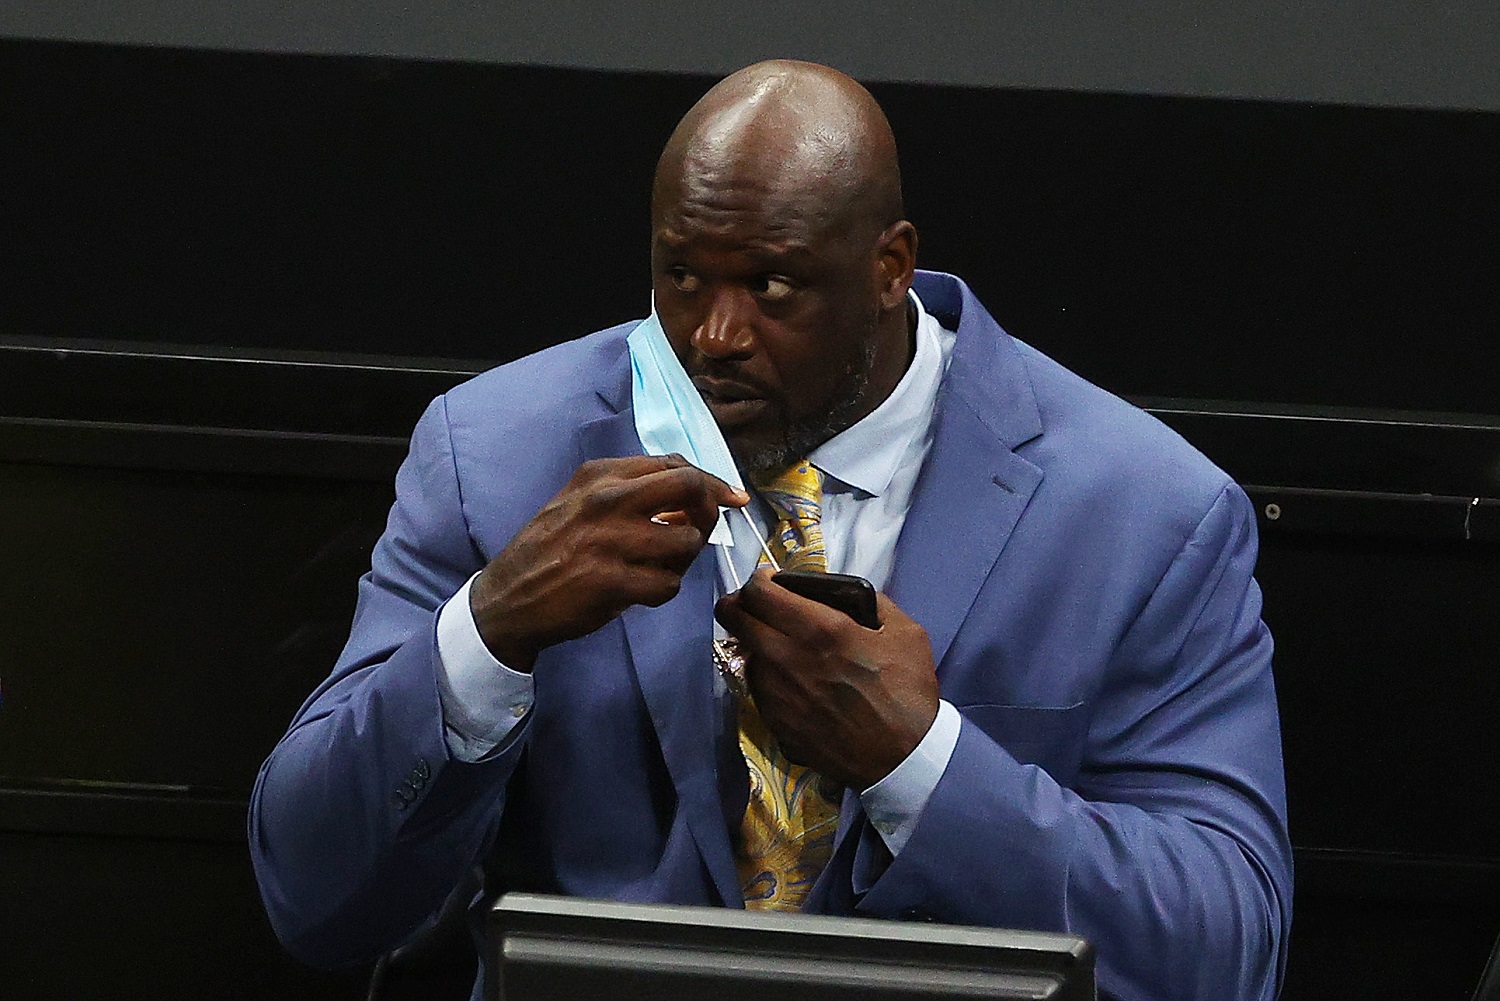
[4,340,1500,541]
[1137,398,1500,543]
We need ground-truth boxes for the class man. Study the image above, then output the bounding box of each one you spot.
[251,61,1292,1001]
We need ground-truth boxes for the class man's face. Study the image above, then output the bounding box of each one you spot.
[651,164,886,475]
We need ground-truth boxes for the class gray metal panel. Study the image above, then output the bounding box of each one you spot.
[2,1,1499,111]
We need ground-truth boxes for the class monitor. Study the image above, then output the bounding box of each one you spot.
[489,892,1095,1000]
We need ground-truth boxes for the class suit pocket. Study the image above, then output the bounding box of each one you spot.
[959,702,1088,785]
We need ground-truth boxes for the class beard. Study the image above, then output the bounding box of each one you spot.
[732,324,879,478]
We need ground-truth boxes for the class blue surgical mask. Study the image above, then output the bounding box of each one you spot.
[628,307,743,547]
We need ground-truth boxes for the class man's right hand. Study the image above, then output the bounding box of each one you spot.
[468,454,748,672]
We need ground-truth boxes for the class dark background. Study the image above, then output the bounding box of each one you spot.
[1,22,1497,1001]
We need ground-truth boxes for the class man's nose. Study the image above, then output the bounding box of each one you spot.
[690,286,756,360]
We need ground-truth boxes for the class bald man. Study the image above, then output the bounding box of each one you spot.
[251,62,1291,1001]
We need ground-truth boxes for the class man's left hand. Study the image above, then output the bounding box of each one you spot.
[715,569,940,790]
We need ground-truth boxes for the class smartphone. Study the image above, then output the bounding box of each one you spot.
[771,570,881,629]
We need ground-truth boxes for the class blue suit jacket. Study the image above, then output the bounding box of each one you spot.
[250,272,1292,1001]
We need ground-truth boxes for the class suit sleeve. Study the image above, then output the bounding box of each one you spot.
[248,395,527,968]
[854,482,1293,1001]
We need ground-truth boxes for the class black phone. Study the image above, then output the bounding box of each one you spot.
[771,570,881,629]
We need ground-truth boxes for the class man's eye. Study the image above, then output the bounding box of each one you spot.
[752,276,794,301]
[668,268,700,293]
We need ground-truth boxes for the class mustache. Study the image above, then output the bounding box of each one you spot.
[688,366,774,401]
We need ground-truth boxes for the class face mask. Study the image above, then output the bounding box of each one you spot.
[627,307,742,547]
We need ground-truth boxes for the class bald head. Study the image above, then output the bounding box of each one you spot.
[653,60,904,242]
[648,61,918,473]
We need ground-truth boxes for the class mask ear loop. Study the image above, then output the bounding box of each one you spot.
[721,504,781,592]
[743,506,782,572]
[714,505,779,698]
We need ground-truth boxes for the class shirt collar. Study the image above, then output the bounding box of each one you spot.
[809,290,946,498]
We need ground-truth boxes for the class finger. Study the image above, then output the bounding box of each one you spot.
[714,589,753,639]
[577,453,741,499]
[620,454,750,515]
[614,563,690,608]
[575,453,694,484]
[601,452,706,475]
[653,454,751,510]
[638,520,713,576]
[736,569,861,644]
[717,591,827,739]
[716,590,808,679]
[715,589,783,651]
[591,549,695,602]
[629,454,750,509]
[636,470,744,543]
[676,472,732,541]
[601,465,737,522]
[600,515,712,579]
[872,590,908,627]
[700,469,751,509]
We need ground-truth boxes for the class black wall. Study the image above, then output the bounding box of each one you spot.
[1,37,1498,1000]
[4,38,1499,408]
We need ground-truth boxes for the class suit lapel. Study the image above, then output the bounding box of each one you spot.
[886,407,1043,668]
[620,561,741,905]
[823,274,1048,893]
[886,274,1045,669]
[578,400,742,907]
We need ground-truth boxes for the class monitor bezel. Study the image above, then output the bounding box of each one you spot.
[489,892,1095,1001]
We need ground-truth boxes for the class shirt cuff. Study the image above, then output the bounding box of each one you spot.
[435,573,535,762]
[858,699,961,855]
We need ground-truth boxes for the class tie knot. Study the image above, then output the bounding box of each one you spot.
[750,460,826,573]
[751,460,823,519]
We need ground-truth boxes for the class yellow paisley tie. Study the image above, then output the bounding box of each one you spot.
[735,460,841,911]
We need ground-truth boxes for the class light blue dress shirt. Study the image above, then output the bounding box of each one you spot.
[435,292,960,856]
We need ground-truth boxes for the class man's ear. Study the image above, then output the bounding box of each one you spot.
[875,221,918,311]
